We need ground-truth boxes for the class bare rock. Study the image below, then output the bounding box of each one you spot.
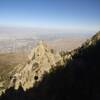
[9,41,63,91]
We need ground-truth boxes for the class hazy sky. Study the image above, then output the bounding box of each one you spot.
[0,0,100,33]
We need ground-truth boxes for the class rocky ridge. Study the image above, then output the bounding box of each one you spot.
[0,31,100,96]
[0,41,64,95]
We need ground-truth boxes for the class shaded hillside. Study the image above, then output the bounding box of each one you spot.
[0,32,100,100]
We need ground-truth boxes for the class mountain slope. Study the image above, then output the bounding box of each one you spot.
[0,41,63,95]
[33,31,100,100]
[0,31,100,100]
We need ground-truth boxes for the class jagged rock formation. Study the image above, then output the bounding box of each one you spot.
[22,31,99,100]
[0,41,64,95]
[0,31,100,100]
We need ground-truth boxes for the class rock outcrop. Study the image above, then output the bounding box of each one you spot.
[0,31,100,99]
[0,41,64,95]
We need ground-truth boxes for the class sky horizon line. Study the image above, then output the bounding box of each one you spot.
[0,0,100,34]
[0,25,99,35]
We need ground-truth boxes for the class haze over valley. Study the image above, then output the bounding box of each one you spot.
[0,27,94,53]
[0,0,100,99]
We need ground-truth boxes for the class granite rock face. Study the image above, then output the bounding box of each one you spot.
[7,41,63,91]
